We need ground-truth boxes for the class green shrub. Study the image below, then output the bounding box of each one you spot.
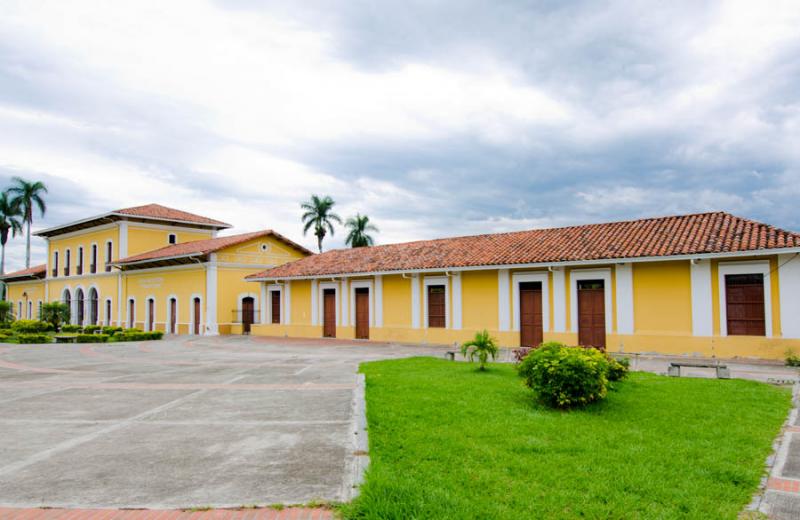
[16,333,52,344]
[83,325,102,334]
[148,330,164,340]
[12,320,53,334]
[41,302,70,330]
[110,330,165,342]
[518,343,610,408]
[606,356,630,382]
[0,332,14,343]
[76,333,109,343]
[124,328,143,333]
[60,324,82,333]
[101,326,123,335]
[0,300,12,322]
[786,350,800,367]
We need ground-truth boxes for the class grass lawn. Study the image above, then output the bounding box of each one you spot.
[341,358,791,519]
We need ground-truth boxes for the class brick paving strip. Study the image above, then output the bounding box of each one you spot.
[0,507,332,519]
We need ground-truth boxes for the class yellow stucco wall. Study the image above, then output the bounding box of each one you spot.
[127,226,212,256]
[462,270,498,331]
[122,267,206,332]
[48,226,121,276]
[633,261,692,335]
[5,280,46,319]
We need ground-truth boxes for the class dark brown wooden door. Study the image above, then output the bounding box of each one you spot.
[725,274,766,336]
[271,291,281,324]
[355,288,370,339]
[427,285,446,328]
[519,282,543,347]
[147,299,155,331]
[578,280,606,349]
[242,296,255,334]
[89,289,98,325]
[106,299,112,326]
[128,299,135,328]
[323,289,336,337]
[169,298,177,334]
[193,297,201,335]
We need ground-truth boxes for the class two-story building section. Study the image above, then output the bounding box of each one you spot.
[1,204,311,334]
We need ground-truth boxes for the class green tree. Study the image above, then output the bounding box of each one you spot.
[461,329,499,371]
[7,177,48,268]
[301,195,341,253]
[0,300,12,323]
[344,213,378,248]
[0,191,23,275]
[40,301,70,330]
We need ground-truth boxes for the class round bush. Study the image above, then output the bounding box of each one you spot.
[518,343,610,408]
[606,356,630,382]
[12,320,53,334]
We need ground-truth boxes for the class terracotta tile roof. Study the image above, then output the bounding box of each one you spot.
[115,230,312,265]
[0,264,47,281]
[114,204,231,228]
[248,212,800,280]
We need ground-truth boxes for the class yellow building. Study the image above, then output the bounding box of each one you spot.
[247,212,800,360]
[2,204,310,334]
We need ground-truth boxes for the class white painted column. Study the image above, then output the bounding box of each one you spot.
[118,221,128,258]
[311,279,318,325]
[375,275,383,327]
[410,275,420,329]
[498,269,510,331]
[205,254,218,335]
[779,254,800,339]
[260,283,268,325]
[552,269,566,332]
[284,281,291,325]
[451,273,462,329]
[690,260,713,336]
[615,263,634,334]
[340,278,349,327]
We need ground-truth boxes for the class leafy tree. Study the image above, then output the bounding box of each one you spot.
[41,301,70,330]
[461,329,499,371]
[0,300,12,323]
[7,177,48,268]
[0,191,23,275]
[301,195,341,253]
[345,213,378,248]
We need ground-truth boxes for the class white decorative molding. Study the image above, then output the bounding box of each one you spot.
[690,260,713,336]
[205,253,218,335]
[551,268,566,332]
[236,291,259,325]
[511,272,550,332]
[451,273,462,330]
[615,263,634,335]
[284,281,292,325]
[718,261,772,337]
[423,276,450,328]
[375,275,383,327]
[410,275,420,329]
[779,254,800,339]
[340,278,349,326]
[569,269,613,333]
[118,222,128,258]
[498,269,510,331]
[349,279,374,327]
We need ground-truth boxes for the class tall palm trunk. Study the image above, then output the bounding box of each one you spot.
[1,241,5,275]
[25,212,31,269]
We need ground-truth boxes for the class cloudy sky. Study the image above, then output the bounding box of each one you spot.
[1,0,799,272]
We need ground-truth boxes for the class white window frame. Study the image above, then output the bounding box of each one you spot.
[423,276,450,329]
[267,285,283,325]
[349,280,374,327]
[512,271,550,333]
[718,261,772,337]
[569,269,613,333]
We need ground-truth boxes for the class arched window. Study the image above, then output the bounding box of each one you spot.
[146,298,155,331]
[52,251,59,277]
[65,249,71,276]
[168,297,177,334]
[89,288,99,325]
[27,300,32,319]
[75,288,85,326]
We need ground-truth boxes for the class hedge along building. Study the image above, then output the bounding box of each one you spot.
[1,204,310,334]
[247,212,800,360]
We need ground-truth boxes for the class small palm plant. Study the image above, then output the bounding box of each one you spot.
[461,329,499,371]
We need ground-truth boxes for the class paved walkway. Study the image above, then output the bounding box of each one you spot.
[0,506,332,519]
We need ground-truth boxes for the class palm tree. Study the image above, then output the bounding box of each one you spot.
[345,214,378,248]
[461,329,499,371]
[0,191,23,275]
[7,177,47,268]
[301,195,341,253]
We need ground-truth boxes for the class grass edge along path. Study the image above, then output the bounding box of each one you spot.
[340,357,791,519]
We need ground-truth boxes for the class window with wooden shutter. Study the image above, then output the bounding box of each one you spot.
[725,274,766,336]
[427,285,446,328]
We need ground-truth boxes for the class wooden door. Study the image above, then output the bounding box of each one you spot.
[169,299,177,334]
[128,299,135,328]
[193,297,201,335]
[519,282,543,347]
[90,290,98,325]
[105,299,112,326]
[323,289,336,338]
[147,299,154,331]
[271,291,281,324]
[355,288,370,339]
[427,285,446,328]
[242,297,255,334]
[76,290,84,326]
[725,274,766,336]
[578,280,606,349]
